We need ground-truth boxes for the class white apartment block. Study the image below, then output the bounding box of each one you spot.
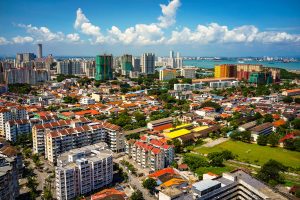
[174,83,203,91]
[79,97,95,105]
[209,81,239,88]
[5,119,31,142]
[55,142,113,200]
[46,122,124,163]
[0,107,28,137]
[181,68,196,79]
[81,61,95,78]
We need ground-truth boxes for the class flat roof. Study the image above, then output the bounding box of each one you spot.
[193,179,221,192]
[192,126,209,132]
[164,129,191,139]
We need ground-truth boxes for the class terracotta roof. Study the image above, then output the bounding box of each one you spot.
[0,145,18,156]
[148,167,176,178]
[153,123,173,131]
[273,119,286,127]
[91,188,126,200]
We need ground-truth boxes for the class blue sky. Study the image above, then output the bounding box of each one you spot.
[0,0,300,57]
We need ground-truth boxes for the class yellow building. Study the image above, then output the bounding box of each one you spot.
[159,69,177,81]
[214,64,237,78]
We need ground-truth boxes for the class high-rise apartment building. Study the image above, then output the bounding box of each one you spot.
[57,60,81,75]
[132,57,141,72]
[95,55,113,81]
[4,68,49,85]
[236,64,262,80]
[55,142,113,200]
[141,53,155,74]
[121,54,133,75]
[81,60,95,78]
[22,53,36,62]
[37,44,42,59]
[214,64,237,78]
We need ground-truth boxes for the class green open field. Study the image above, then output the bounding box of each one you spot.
[195,140,300,169]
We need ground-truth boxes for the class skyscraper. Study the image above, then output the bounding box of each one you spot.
[121,54,133,75]
[95,54,113,81]
[141,53,155,74]
[132,57,140,72]
[37,44,42,59]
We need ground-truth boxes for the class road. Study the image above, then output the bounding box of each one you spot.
[115,157,156,200]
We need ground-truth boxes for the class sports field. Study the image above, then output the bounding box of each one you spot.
[195,140,300,169]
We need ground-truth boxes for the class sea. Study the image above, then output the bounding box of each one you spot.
[183,60,300,71]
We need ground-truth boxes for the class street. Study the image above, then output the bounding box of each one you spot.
[115,156,157,200]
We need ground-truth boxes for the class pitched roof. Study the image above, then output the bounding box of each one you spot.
[148,167,176,178]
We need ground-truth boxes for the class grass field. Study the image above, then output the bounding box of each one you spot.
[195,140,300,169]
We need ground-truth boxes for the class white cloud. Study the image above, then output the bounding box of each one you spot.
[18,24,64,42]
[74,8,104,44]
[12,36,34,44]
[167,23,300,44]
[66,33,80,42]
[158,0,181,28]
[0,37,9,45]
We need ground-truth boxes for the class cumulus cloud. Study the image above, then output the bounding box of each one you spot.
[4,0,300,48]
[157,0,181,28]
[17,24,81,44]
[66,33,80,42]
[167,23,300,44]
[74,8,104,44]
[0,37,9,45]
[18,24,64,42]
[12,36,34,44]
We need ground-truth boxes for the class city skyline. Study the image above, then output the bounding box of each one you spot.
[0,0,300,57]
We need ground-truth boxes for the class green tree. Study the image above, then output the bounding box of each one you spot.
[181,78,192,84]
[43,187,53,200]
[241,131,251,143]
[183,153,209,171]
[263,114,274,123]
[283,96,293,103]
[291,118,300,130]
[257,134,268,146]
[257,159,287,186]
[142,178,157,191]
[268,133,280,147]
[207,152,224,167]
[130,190,144,200]
[295,98,300,104]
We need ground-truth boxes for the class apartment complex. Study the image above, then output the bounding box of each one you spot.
[126,136,174,171]
[159,69,176,81]
[214,64,237,78]
[4,68,49,84]
[32,119,73,155]
[57,60,81,75]
[5,119,31,142]
[0,106,28,137]
[181,67,197,79]
[0,154,20,200]
[46,122,124,163]
[147,117,173,130]
[55,142,113,200]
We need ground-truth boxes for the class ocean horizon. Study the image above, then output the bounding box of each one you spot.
[183,60,300,70]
